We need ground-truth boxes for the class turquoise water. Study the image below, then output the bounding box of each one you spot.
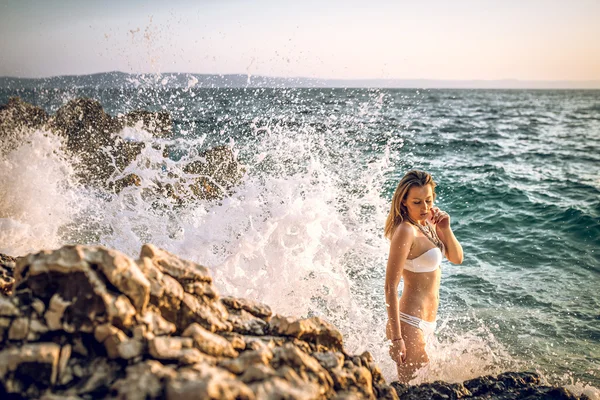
[1,84,599,390]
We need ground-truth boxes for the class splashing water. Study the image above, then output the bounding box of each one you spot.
[0,130,81,255]
[0,114,515,384]
[3,86,596,392]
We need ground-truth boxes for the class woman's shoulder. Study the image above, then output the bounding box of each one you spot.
[391,221,416,243]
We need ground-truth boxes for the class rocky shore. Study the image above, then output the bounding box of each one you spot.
[0,246,588,399]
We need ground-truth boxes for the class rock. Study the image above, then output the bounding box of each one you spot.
[0,343,61,390]
[390,371,587,399]
[218,347,274,375]
[16,245,149,331]
[220,331,247,351]
[313,351,345,370]
[49,98,122,185]
[240,364,277,384]
[183,281,217,299]
[8,317,29,340]
[0,253,16,295]
[117,338,144,360]
[227,308,269,336]
[182,322,238,357]
[165,365,255,400]
[148,336,203,364]
[271,343,334,395]
[183,145,245,200]
[57,344,72,385]
[69,357,121,396]
[0,297,19,317]
[118,109,172,137]
[137,257,184,324]
[270,315,344,352]
[250,376,321,400]
[222,296,273,320]
[0,97,48,153]
[95,324,128,359]
[110,360,177,400]
[179,292,230,333]
[0,98,243,202]
[108,173,142,194]
[140,244,212,285]
[138,310,177,337]
[44,293,72,330]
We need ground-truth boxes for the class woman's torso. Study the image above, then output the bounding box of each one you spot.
[399,223,442,322]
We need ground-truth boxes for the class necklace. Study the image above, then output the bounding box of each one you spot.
[409,219,444,252]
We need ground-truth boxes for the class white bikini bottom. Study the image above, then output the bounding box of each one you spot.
[398,311,437,338]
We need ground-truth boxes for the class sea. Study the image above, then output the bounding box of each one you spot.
[1,76,598,397]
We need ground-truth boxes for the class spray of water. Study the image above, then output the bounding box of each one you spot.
[0,92,521,385]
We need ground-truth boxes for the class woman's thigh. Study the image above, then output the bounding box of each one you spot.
[396,322,428,382]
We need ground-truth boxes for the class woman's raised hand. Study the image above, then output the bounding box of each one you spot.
[430,207,450,229]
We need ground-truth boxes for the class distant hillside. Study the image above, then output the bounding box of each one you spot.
[1,72,599,89]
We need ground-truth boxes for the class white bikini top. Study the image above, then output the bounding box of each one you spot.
[404,247,443,273]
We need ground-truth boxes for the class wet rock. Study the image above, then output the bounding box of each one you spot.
[0,98,244,202]
[183,145,245,200]
[49,98,122,185]
[390,371,587,399]
[118,109,172,137]
[108,173,142,194]
[0,97,48,153]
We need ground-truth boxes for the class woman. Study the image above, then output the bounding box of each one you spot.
[384,170,463,382]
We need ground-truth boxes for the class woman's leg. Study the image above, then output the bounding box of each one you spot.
[395,321,429,383]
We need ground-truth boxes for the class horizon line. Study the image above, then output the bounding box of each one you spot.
[1,71,599,89]
[2,70,600,83]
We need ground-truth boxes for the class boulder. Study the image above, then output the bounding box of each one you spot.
[0,97,48,153]
[183,145,245,200]
[0,97,244,201]
[118,109,172,138]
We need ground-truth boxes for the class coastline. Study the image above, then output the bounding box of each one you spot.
[0,245,592,399]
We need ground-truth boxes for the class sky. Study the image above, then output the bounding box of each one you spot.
[1,0,599,82]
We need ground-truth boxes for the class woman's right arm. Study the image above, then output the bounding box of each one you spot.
[384,223,414,341]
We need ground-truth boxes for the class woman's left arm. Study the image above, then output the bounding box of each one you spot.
[431,207,463,264]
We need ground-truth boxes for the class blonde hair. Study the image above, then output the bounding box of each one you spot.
[384,170,437,239]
